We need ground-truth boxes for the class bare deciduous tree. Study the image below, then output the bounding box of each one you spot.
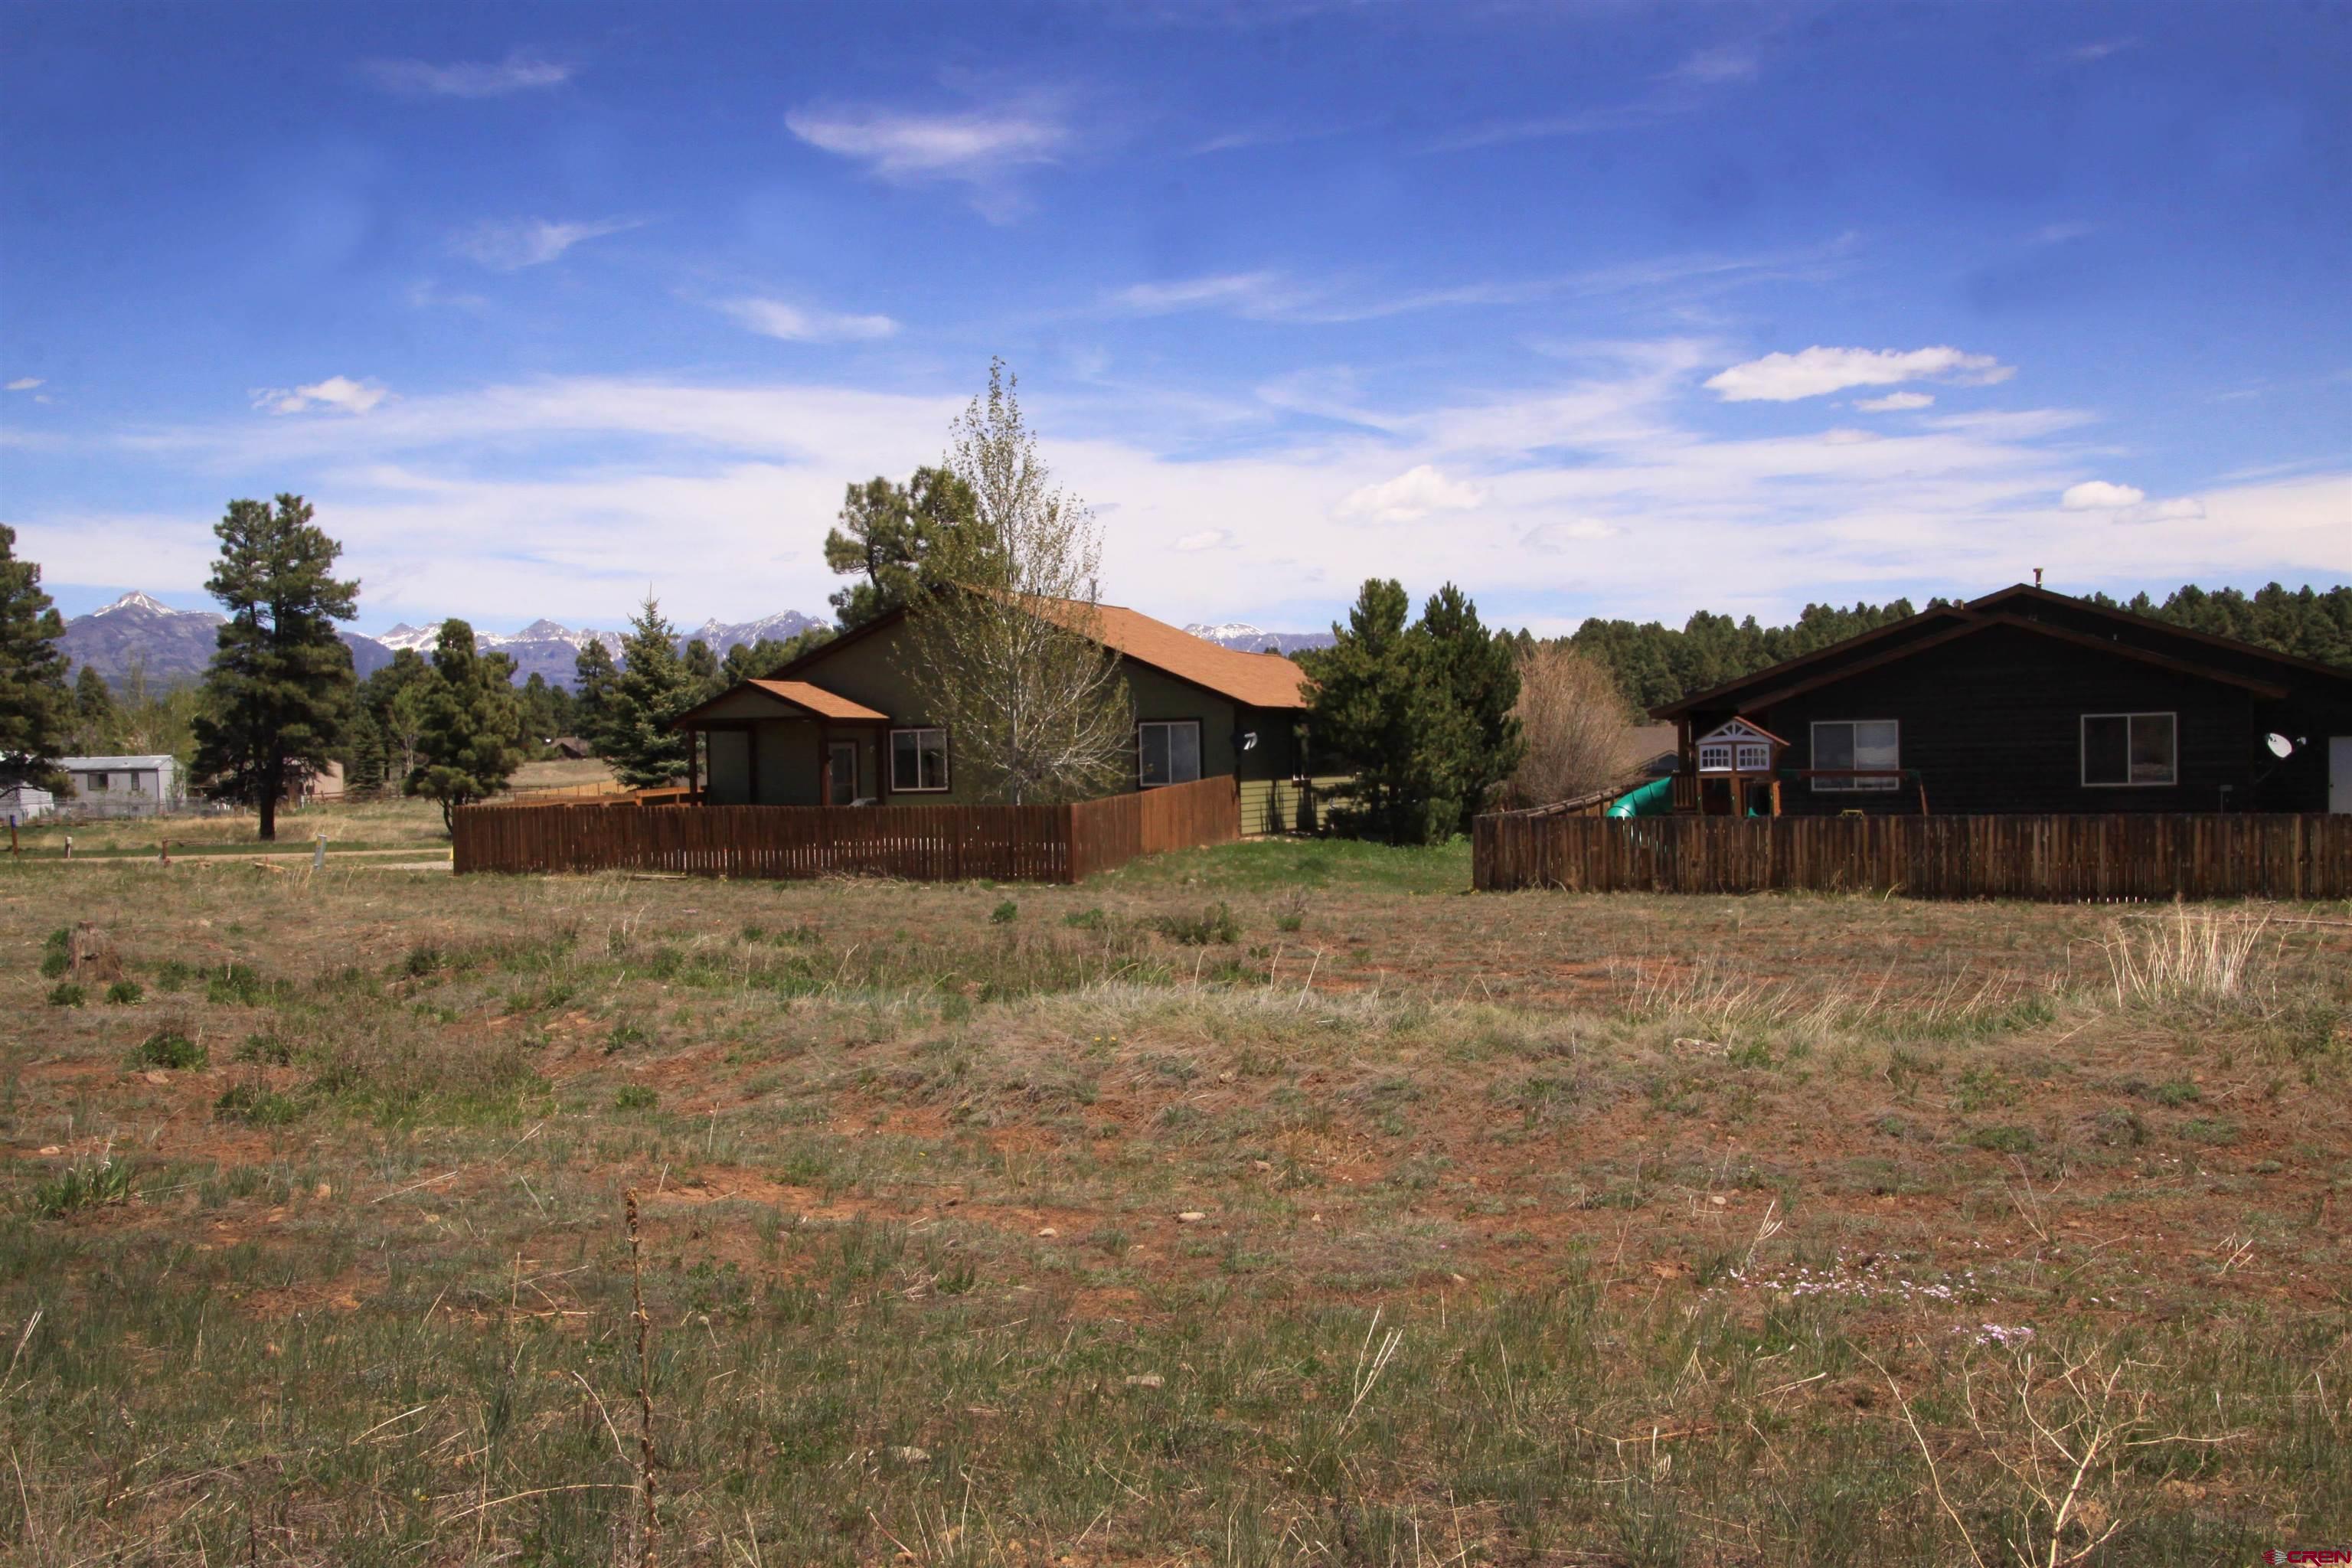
[1502,642,1637,807]
[900,361,1132,805]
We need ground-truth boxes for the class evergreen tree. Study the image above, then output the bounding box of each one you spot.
[681,638,721,703]
[601,598,693,789]
[1419,583,1524,834]
[71,664,119,755]
[1300,580,1462,844]
[342,701,387,796]
[823,466,982,629]
[190,495,360,839]
[407,619,523,827]
[572,639,620,754]
[0,527,74,792]
[516,672,575,750]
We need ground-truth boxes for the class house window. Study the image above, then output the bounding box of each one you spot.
[889,728,949,792]
[1138,720,1202,787]
[826,741,859,805]
[1812,720,1900,792]
[83,772,106,792]
[1697,742,1735,773]
[2082,712,2175,787]
[1734,742,1772,772]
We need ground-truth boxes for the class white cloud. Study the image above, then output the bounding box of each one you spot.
[785,101,1069,219]
[366,51,572,98]
[252,377,390,416]
[1706,345,2014,402]
[1665,45,1759,84]
[1113,273,1302,316]
[1821,428,1880,446]
[1337,464,1487,524]
[5,377,43,392]
[2060,480,2146,510]
[2111,497,2207,526]
[449,217,639,271]
[719,299,900,343]
[1521,518,1621,553]
[1173,529,1232,552]
[1854,391,1934,413]
[2066,39,2136,63]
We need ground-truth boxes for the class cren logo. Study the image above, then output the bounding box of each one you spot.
[2265,1552,2352,1565]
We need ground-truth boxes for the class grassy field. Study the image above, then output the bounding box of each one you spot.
[2,813,2347,1564]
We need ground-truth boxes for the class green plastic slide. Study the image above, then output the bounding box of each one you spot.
[1605,776,1676,818]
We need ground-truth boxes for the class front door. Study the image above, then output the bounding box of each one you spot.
[827,741,859,805]
[2331,737,2352,814]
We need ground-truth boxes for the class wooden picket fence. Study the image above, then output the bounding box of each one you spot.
[1472,811,2352,902]
[452,775,1239,884]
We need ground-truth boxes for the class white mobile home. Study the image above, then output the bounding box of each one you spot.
[58,754,181,818]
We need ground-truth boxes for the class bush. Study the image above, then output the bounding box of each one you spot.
[136,1031,207,1070]
[215,1083,302,1126]
[46,982,86,1008]
[1965,1124,2037,1155]
[612,1084,659,1111]
[205,962,269,1006]
[1155,903,1240,946]
[39,951,68,980]
[106,980,144,1005]
[1063,907,1106,930]
[401,944,446,978]
[38,926,70,979]
[990,899,1020,925]
[235,1034,294,1065]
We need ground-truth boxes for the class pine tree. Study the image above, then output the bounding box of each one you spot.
[407,619,523,827]
[572,639,620,755]
[342,701,387,796]
[190,495,359,840]
[823,466,982,629]
[1419,583,1523,834]
[0,526,74,792]
[1300,579,1462,844]
[72,664,119,755]
[681,638,721,704]
[601,598,692,789]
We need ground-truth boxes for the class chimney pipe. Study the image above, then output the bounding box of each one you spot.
[2033,567,2043,589]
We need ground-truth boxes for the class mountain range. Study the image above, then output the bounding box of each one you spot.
[61,595,1328,690]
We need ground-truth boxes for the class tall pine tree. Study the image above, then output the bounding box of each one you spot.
[1300,580,1465,844]
[71,665,117,754]
[1419,583,1524,835]
[0,527,74,793]
[600,598,693,789]
[572,639,620,756]
[190,495,359,839]
[407,620,523,827]
[822,466,982,629]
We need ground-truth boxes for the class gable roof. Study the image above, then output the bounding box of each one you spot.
[779,595,1312,711]
[669,678,888,730]
[1653,584,2337,720]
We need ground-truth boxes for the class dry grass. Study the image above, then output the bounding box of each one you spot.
[1,830,2346,1563]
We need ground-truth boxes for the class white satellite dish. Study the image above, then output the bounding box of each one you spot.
[2264,733,2295,759]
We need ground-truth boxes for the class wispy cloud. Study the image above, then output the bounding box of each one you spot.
[785,100,1070,220]
[251,377,390,416]
[2065,38,2136,64]
[2061,480,2144,510]
[718,298,900,343]
[365,51,572,98]
[1707,346,2014,403]
[7,377,44,392]
[449,217,641,271]
[1854,391,1934,413]
[1663,45,1760,85]
[1173,529,1233,552]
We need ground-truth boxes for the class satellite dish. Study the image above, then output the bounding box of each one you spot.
[2264,733,2295,760]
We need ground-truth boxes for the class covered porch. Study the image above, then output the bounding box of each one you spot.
[671,680,891,807]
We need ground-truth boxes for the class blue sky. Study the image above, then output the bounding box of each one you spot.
[3,1,2347,637]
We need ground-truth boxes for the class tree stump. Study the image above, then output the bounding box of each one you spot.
[69,922,125,983]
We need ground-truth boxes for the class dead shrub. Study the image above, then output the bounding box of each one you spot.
[1502,642,1638,808]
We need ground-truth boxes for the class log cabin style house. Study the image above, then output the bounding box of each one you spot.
[1654,584,2352,817]
[668,596,1311,824]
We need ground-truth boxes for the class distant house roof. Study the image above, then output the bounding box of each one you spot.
[668,678,890,730]
[57,755,175,770]
[779,595,1312,711]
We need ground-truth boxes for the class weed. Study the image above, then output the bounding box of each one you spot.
[204,962,270,1005]
[153,958,194,992]
[214,1083,302,1126]
[401,943,446,978]
[46,982,86,1008]
[39,951,68,980]
[612,1084,660,1112]
[1965,1124,2037,1155]
[235,1033,294,1065]
[990,898,1020,925]
[1155,901,1240,945]
[606,1021,652,1054]
[103,979,144,1005]
[2178,1117,2239,1146]
[1063,906,1106,930]
[136,1031,208,1070]
[31,1150,133,1217]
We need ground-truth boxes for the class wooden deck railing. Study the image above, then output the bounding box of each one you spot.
[452,775,1240,884]
[1472,811,2352,902]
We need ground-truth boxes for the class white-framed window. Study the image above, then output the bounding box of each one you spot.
[1734,742,1772,772]
[1697,741,1734,773]
[2082,712,2175,787]
[1811,720,1901,792]
[889,727,949,792]
[1138,720,1202,787]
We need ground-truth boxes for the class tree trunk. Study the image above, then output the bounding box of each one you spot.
[257,757,279,841]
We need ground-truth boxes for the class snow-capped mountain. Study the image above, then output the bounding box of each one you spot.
[62,590,394,684]
[1184,622,1334,655]
[368,610,828,687]
[688,609,828,655]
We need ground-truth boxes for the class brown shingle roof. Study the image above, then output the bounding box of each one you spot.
[744,680,889,721]
[1026,597,1312,709]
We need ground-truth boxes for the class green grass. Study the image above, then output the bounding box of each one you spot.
[1097,834,1474,895]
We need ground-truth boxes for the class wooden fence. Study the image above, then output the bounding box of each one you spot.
[452,775,1239,884]
[1472,811,2352,902]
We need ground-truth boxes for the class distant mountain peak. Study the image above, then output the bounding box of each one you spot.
[1184,621,1333,655]
[95,590,176,616]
